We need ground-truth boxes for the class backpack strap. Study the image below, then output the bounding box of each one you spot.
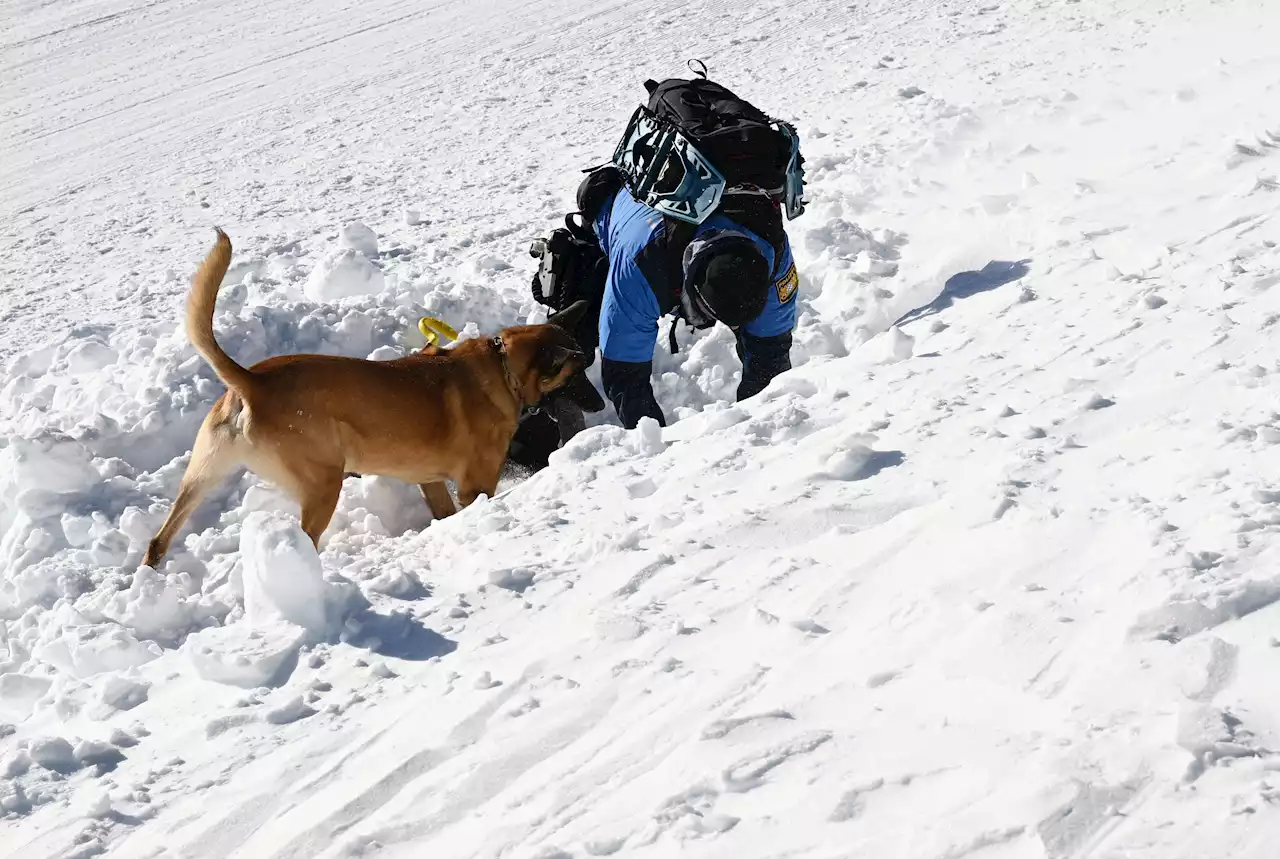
[576,165,625,223]
[661,216,697,353]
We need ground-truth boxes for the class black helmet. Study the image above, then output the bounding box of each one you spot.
[684,234,770,329]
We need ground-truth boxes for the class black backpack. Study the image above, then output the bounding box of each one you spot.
[642,67,796,200]
[528,212,607,358]
[635,65,800,349]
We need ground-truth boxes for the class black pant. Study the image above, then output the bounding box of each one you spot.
[735,330,792,401]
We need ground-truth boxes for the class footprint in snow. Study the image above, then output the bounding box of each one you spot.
[701,710,796,741]
[867,669,901,688]
[1080,392,1115,411]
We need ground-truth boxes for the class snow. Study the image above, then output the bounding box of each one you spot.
[304,247,386,302]
[93,675,150,715]
[241,511,363,636]
[3,0,1280,856]
[26,738,77,775]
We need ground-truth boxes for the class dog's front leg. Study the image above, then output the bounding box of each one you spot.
[420,481,457,520]
[456,458,504,509]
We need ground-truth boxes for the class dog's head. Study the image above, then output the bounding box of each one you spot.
[502,301,606,412]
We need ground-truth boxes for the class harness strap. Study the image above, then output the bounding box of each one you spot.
[491,335,523,407]
[663,217,697,355]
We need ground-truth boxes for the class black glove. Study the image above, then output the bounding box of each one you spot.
[601,358,666,429]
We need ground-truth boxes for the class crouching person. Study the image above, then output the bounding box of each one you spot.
[588,176,798,428]
[526,63,807,433]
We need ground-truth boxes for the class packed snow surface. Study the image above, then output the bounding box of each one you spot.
[3,0,1280,856]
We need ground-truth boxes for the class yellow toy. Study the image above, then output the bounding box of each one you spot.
[417,316,459,346]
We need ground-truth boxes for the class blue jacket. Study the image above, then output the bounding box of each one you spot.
[593,190,798,363]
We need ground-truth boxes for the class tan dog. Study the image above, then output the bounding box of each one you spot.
[143,229,594,567]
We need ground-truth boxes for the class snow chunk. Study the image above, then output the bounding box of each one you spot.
[96,674,151,712]
[205,712,258,737]
[74,739,125,770]
[81,791,113,819]
[0,674,52,720]
[28,736,79,774]
[854,250,898,277]
[35,623,161,679]
[86,565,213,645]
[631,417,666,455]
[0,431,99,502]
[338,222,379,257]
[305,248,385,301]
[65,339,118,375]
[820,436,902,482]
[473,671,502,690]
[108,728,138,748]
[242,511,360,636]
[551,426,627,465]
[875,326,915,364]
[2,750,32,778]
[264,695,318,725]
[1176,704,1255,761]
[488,567,535,593]
[0,781,31,814]
[1080,392,1115,411]
[186,621,306,689]
[626,477,658,499]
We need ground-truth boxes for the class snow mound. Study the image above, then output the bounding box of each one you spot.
[304,248,386,301]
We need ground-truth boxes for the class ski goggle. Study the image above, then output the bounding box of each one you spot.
[612,106,807,225]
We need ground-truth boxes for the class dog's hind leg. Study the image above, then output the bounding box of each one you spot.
[420,481,456,520]
[297,470,345,550]
[143,423,241,568]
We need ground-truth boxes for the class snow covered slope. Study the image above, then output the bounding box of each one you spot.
[3,0,1280,856]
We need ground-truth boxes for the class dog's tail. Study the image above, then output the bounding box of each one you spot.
[187,228,256,398]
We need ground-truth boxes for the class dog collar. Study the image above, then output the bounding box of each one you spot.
[491,335,523,405]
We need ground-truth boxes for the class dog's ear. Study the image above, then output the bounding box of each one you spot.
[539,344,581,375]
[547,300,589,332]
